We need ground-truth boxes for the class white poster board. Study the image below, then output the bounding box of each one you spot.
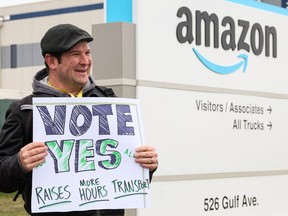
[31,97,149,213]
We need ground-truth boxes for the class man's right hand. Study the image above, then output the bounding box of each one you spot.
[18,142,48,171]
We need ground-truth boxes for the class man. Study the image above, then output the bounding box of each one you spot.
[0,24,158,216]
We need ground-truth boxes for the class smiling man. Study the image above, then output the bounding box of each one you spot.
[0,24,158,216]
[41,24,94,97]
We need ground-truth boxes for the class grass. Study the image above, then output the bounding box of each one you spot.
[0,192,28,216]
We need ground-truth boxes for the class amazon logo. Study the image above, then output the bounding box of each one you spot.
[176,7,278,75]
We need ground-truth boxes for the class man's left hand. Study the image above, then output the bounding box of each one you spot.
[134,146,158,171]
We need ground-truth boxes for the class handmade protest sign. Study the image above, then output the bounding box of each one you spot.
[31,97,149,213]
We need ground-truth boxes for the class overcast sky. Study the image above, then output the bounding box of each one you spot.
[0,0,49,8]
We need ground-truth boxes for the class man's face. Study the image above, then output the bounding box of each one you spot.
[55,41,92,93]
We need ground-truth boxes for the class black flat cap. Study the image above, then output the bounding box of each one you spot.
[40,24,93,56]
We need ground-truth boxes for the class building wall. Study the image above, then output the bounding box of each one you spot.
[0,0,104,98]
[262,0,282,6]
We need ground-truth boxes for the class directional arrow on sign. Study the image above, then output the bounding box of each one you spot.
[267,106,272,114]
[267,121,272,130]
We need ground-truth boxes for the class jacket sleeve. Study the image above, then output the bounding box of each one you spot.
[0,101,30,193]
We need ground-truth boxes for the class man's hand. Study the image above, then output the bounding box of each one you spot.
[134,145,158,171]
[18,142,48,171]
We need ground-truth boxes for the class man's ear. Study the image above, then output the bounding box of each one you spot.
[44,54,58,69]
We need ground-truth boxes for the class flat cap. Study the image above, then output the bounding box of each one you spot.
[40,24,93,56]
